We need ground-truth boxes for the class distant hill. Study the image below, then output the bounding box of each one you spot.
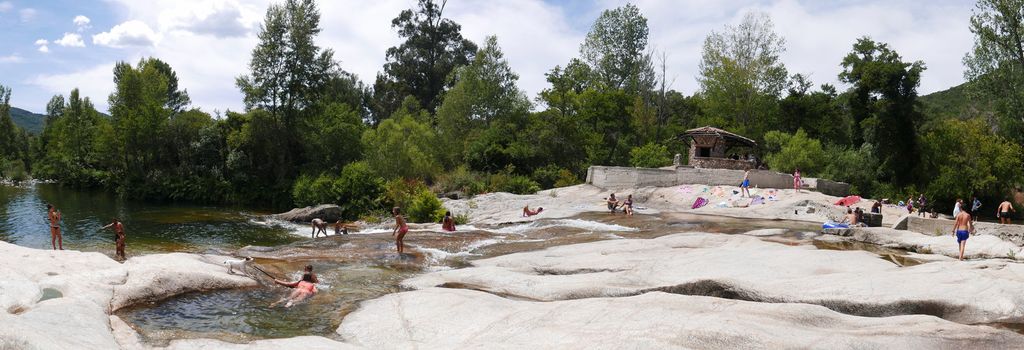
[918,81,995,123]
[9,107,45,134]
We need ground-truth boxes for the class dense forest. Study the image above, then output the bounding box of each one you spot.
[0,0,1021,221]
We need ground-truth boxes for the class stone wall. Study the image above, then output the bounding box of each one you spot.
[903,215,1024,246]
[587,166,849,196]
[690,157,755,170]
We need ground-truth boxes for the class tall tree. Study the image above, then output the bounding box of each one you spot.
[372,0,477,122]
[0,84,18,160]
[108,59,173,192]
[963,0,1024,145]
[697,11,787,139]
[236,0,335,126]
[839,37,925,186]
[580,3,655,94]
[437,36,530,166]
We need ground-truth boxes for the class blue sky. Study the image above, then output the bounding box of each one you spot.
[1,0,977,114]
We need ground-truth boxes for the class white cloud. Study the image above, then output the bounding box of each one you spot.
[54,32,85,47]
[34,39,49,53]
[93,20,160,48]
[0,2,12,13]
[74,15,92,31]
[18,8,36,22]
[27,64,116,112]
[0,54,22,63]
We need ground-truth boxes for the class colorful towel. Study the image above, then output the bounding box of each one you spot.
[691,197,709,209]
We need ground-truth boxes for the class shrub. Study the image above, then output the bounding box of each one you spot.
[488,172,540,194]
[453,213,470,225]
[384,178,430,210]
[629,143,672,168]
[407,189,446,223]
[291,162,385,220]
[291,173,336,207]
[553,169,581,188]
[435,166,488,196]
[763,129,825,175]
[2,159,28,182]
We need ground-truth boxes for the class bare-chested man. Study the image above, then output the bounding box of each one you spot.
[997,199,1015,225]
[47,204,63,250]
[102,218,126,261]
[311,218,328,238]
[952,207,975,261]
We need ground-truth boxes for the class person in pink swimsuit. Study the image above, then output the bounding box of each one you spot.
[793,168,802,191]
[271,271,318,308]
[392,207,409,254]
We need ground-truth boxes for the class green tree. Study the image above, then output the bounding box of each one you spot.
[437,35,531,168]
[362,101,441,180]
[580,3,655,94]
[762,129,826,175]
[0,84,20,161]
[697,11,787,139]
[963,0,1024,145]
[779,75,851,145]
[629,142,671,168]
[372,0,477,121]
[919,118,1024,206]
[301,102,364,174]
[839,37,925,186]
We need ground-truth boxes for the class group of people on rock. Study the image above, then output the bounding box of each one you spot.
[45,203,126,261]
[605,193,635,215]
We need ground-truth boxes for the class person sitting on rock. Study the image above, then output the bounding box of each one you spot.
[311,218,328,238]
[623,195,635,216]
[522,205,543,217]
[442,211,457,232]
[841,208,860,227]
[607,194,620,214]
[270,268,318,308]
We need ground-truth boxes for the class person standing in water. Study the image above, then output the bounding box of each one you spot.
[441,211,456,232]
[102,218,126,261]
[311,218,328,238]
[740,170,751,197]
[997,198,1016,224]
[392,207,408,254]
[47,204,63,250]
[792,168,801,192]
[952,207,974,261]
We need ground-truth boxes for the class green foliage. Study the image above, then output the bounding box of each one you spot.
[372,0,477,120]
[453,213,470,225]
[820,144,878,195]
[918,118,1024,206]
[487,171,540,195]
[779,76,850,145]
[407,188,445,223]
[291,162,384,220]
[629,143,671,168]
[383,178,430,212]
[580,3,654,93]
[434,166,488,196]
[698,11,787,139]
[301,103,364,173]
[839,37,924,186]
[2,159,27,181]
[362,106,441,180]
[762,129,825,175]
[964,0,1024,145]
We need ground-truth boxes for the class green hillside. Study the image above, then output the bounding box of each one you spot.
[918,81,995,123]
[10,107,45,134]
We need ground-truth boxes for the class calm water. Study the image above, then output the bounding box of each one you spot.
[0,184,300,255]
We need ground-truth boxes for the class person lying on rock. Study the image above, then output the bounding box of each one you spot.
[270,265,318,308]
[311,218,328,238]
[522,205,543,217]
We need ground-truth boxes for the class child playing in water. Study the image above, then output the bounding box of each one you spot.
[271,271,318,308]
[392,207,408,254]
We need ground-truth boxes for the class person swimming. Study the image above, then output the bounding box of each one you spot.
[270,269,318,308]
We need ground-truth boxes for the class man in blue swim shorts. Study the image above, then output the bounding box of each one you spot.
[740,170,751,198]
[952,207,974,261]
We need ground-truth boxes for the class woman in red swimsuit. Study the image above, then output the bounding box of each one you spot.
[392,207,409,254]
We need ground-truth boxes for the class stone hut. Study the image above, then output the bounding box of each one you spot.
[680,126,757,170]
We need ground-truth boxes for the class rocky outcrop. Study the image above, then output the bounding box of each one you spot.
[338,288,1024,349]
[822,227,1024,261]
[401,232,1024,325]
[272,204,343,223]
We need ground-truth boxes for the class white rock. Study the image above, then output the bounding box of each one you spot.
[829,227,1024,260]
[338,288,1024,349]
[402,232,1024,324]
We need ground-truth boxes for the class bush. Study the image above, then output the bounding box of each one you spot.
[2,159,28,182]
[453,212,470,225]
[553,169,581,188]
[488,172,540,194]
[291,162,385,220]
[434,166,488,196]
[763,129,825,175]
[291,173,336,207]
[629,143,672,168]
[407,189,446,223]
[384,178,431,210]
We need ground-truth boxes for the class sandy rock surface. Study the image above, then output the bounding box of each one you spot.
[338,288,1024,349]
[402,232,1024,325]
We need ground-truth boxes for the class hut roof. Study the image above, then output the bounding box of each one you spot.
[681,126,757,147]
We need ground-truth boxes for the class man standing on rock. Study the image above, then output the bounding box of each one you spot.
[740,170,751,198]
[952,207,975,261]
[102,218,126,261]
[47,204,63,250]
[997,199,1015,224]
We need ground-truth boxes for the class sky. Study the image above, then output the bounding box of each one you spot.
[0,0,978,114]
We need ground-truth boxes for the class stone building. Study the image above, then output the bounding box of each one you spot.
[680,126,757,170]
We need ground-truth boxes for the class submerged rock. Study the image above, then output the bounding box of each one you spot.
[338,288,1024,349]
[272,204,343,223]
